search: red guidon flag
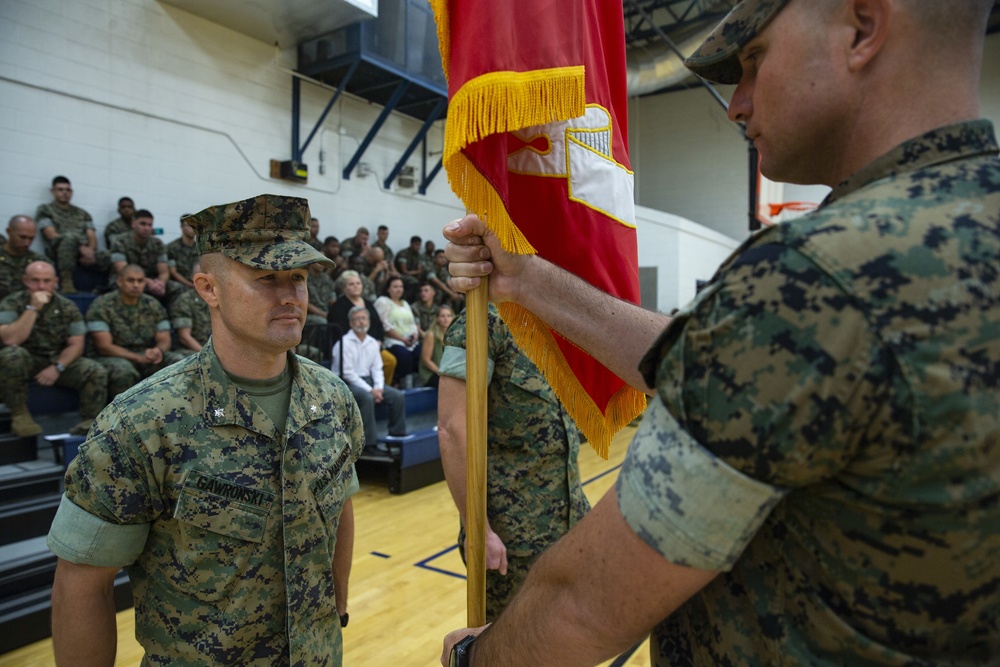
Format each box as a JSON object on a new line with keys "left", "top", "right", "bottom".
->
{"left": 431, "top": 0, "right": 645, "bottom": 456}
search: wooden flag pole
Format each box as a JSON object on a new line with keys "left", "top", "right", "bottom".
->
{"left": 465, "top": 277, "right": 489, "bottom": 627}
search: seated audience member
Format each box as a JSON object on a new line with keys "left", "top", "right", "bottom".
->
{"left": 110, "top": 209, "right": 183, "bottom": 303}
{"left": 306, "top": 261, "right": 337, "bottom": 324}
{"left": 412, "top": 281, "right": 439, "bottom": 333}
{"left": 395, "top": 235, "right": 426, "bottom": 300}
{"left": 0, "top": 215, "right": 48, "bottom": 301}
{"left": 373, "top": 224, "right": 393, "bottom": 267}
{"left": 340, "top": 226, "right": 369, "bottom": 260}
{"left": 374, "top": 275, "right": 421, "bottom": 384}
{"left": 87, "top": 264, "right": 184, "bottom": 398}
{"left": 166, "top": 215, "right": 198, "bottom": 289}
{"left": 169, "top": 262, "right": 211, "bottom": 356}
{"left": 429, "top": 248, "right": 464, "bottom": 310}
{"left": 362, "top": 245, "right": 395, "bottom": 294}
{"left": 36, "top": 176, "right": 107, "bottom": 293}
{"left": 422, "top": 239, "right": 437, "bottom": 275}
{"left": 419, "top": 304, "right": 454, "bottom": 388}
{"left": 330, "top": 270, "right": 397, "bottom": 386}
{"left": 103, "top": 196, "right": 135, "bottom": 249}
{"left": 308, "top": 217, "right": 324, "bottom": 251}
{"left": 322, "top": 236, "right": 346, "bottom": 281}
{"left": 332, "top": 306, "right": 406, "bottom": 449}
{"left": 0, "top": 261, "right": 108, "bottom": 436}
{"left": 347, "top": 254, "right": 378, "bottom": 301}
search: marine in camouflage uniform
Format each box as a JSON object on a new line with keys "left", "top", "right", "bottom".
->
{"left": 306, "top": 265, "right": 337, "bottom": 325}
{"left": 103, "top": 216, "right": 132, "bottom": 249}
{"left": 617, "top": 119, "right": 1000, "bottom": 667}
{"left": 0, "top": 228, "right": 48, "bottom": 301}
{"left": 166, "top": 235, "right": 199, "bottom": 285}
{"left": 47, "top": 193, "right": 363, "bottom": 665}
{"left": 111, "top": 226, "right": 186, "bottom": 304}
{"left": 439, "top": 305, "right": 589, "bottom": 620}
{"left": 168, "top": 287, "right": 211, "bottom": 355}
{"left": 0, "top": 266, "right": 108, "bottom": 436}
{"left": 36, "top": 186, "right": 109, "bottom": 291}
{"left": 86, "top": 286, "right": 184, "bottom": 397}
{"left": 47, "top": 340, "right": 364, "bottom": 665}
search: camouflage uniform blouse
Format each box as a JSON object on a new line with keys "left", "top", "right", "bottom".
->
{"left": 440, "top": 306, "right": 590, "bottom": 558}
{"left": 87, "top": 290, "right": 170, "bottom": 353}
{"left": 35, "top": 201, "right": 94, "bottom": 238}
{"left": 47, "top": 341, "right": 364, "bottom": 665}
{"left": 0, "top": 247, "right": 48, "bottom": 300}
{"left": 169, "top": 288, "right": 211, "bottom": 347}
{"left": 0, "top": 290, "right": 86, "bottom": 358}
{"left": 617, "top": 120, "right": 1000, "bottom": 665}
{"left": 110, "top": 234, "right": 168, "bottom": 278}
{"left": 165, "top": 237, "right": 198, "bottom": 282}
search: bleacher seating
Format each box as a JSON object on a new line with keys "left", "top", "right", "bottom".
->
{"left": 358, "top": 386, "right": 444, "bottom": 494}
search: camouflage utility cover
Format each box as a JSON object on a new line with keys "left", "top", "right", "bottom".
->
{"left": 184, "top": 194, "right": 333, "bottom": 271}
{"left": 47, "top": 341, "right": 364, "bottom": 665}
{"left": 618, "top": 120, "right": 1000, "bottom": 665}
{"left": 684, "top": 0, "right": 790, "bottom": 84}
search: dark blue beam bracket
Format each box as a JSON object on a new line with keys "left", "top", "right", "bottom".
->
{"left": 419, "top": 157, "right": 444, "bottom": 196}
{"left": 383, "top": 97, "right": 446, "bottom": 190}
{"left": 343, "top": 80, "right": 410, "bottom": 180}
{"left": 291, "top": 59, "right": 360, "bottom": 163}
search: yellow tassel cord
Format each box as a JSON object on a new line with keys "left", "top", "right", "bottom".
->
{"left": 429, "top": 5, "right": 645, "bottom": 455}
{"left": 499, "top": 303, "right": 646, "bottom": 458}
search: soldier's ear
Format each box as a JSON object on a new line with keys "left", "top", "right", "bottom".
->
{"left": 193, "top": 272, "right": 219, "bottom": 308}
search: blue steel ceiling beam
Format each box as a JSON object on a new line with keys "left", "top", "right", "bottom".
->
{"left": 419, "top": 158, "right": 443, "bottom": 196}
{"left": 383, "top": 98, "right": 446, "bottom": 189}
{"left": 342, "top": 79, "right": 410, "bottom": 179}
{"left": 292, "top": 58, "right": 361, "bottom": 162}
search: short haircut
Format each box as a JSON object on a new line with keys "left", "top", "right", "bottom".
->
{"left": 51, "top": 175, "right": 70, "bottom": 187}
{"left": 134, "top": 209, "right": 154, "bottom": 220}
{"left": 410, "top": 235, "right": 421, "bottom": 244}
{"left": 323, "top": 236, "right": 339, "bottom": 245}
{"left": 118, "top": 196, "right": 134, "bottom": 206}
{"left": 356, "top": 226, "right": 369, "bottom": 236}
{"left": 377, "top": 225, "right": 388, "bottom": 232}
{"left": 348, "top": 305, "right": 369, "bottom": 321}
{"left": 120, "top": 263, "right": 146, "bottom": 278}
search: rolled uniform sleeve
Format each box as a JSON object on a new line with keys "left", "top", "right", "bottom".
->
{"left": 618, "top": 239, "right": 878, "bottom": 570}
{"left": 47, "top": 405, "right": 161, "bottom": 567}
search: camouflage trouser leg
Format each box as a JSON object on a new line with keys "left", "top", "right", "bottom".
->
{"left": 0, "top": 346, "right": 36, "bottom": 408}
{"left": 53, "top": 231, "right": 88, "bottom": 273}
{"left": 57, "top": 357, "right": 109, "bottom": 419}
{"left": 97, "top": 357, "right": 141, "bottom": 399}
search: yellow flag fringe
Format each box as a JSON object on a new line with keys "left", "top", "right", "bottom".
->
{"left": 498, "top": 302, "right": 646, "bottom": 458}
{"left": 432, "top": 5, "right": 643, "bottom": 455}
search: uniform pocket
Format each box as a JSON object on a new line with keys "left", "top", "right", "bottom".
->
{"left": 170, "top": 471, "right": 274, "bottom": 604}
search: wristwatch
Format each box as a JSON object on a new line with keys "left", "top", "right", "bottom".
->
{"left": 54, "top": 362, "right": 66, "bottom": 373}
{"left": 449, "top": 634, "right": 477, "bottom": 667}
{"left": 339, "top": 612, "right": 349, "bottom": 628}
{"left": 24, "top": 305, "right": 36, "bottom": 311}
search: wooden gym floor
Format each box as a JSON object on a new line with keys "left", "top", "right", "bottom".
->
{"left": 0, "top": 425, "right": 649, "bottom": 667}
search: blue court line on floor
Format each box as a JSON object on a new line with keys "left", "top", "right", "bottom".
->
{"left": 371, "top": 551, "right": 391, "bottom": 559}
{"left": 416, "top": 461, "right": 624, "bottom": 581}
{"left": 582, "top": 463, "right": 623, "bottom": 487}
{"left": 415, "top": 544, "right": 467, "bottom": 580}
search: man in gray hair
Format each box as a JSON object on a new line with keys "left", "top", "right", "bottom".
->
{"left": 333, "top": 305, "right": 406, "bottom": 449}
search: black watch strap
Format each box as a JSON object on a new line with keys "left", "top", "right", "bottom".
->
{"left": 339, "top": 612, "right": 349, "bottom": 628}
{"left": 449, "top": 634, "right": 477, "bottom": 667}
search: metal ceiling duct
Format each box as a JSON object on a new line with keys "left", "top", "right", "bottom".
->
{"left": 625, "top": 23, "right": 719, "bottom": 97}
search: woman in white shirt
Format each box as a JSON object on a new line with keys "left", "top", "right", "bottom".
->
{"left": 374, "top": 275, "right": 421, "bottom": 383}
